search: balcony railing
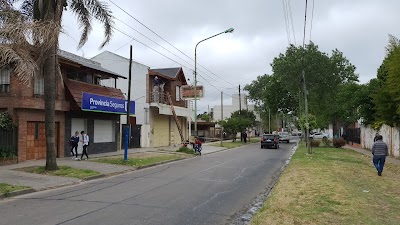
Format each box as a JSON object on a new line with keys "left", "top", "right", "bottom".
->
{"left": 150, "top": 92, "right": 187, "bottom": 108}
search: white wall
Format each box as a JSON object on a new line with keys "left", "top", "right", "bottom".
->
{"left": 361, "top": 124, "right": 400, "bottom": 158}
{"left": 92, "top": 51, "right": 151, "bottom": 147}
{"left": 212, "top": 93, "right": 261, "bottom": 123}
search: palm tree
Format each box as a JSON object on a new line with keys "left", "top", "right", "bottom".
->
{"left": 0, "top": 0, "right": 114, "bottom": 170}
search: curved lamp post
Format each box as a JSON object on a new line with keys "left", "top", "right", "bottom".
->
{"left": 194, "top": 28, "right": 234, "bottom": 136}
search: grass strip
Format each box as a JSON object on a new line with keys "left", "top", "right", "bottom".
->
{"left": 93, "top": 155, "right": 183, "bottom": 167}
{"left": 251, "top": 144, "right": 400, "bottom": 225}
{"left": 0, "top": 183, "right": 30, "bottom": 195}
{"left": 17, "top": 166, "right": 100, "bottom": 180}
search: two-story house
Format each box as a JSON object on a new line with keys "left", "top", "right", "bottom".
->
{"left": 91, "top": 51, "right": 193, "bottom": 148}
{"left": 0, "top": 50, "right": 127, "bottom": 162}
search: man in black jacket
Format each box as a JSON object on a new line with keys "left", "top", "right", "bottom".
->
{"left": 371, "top": 135, "right": 388, "bottom": 176}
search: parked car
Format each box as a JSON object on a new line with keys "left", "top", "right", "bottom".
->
{"left": 310, "top": 133, "right": 329, "bottom": 140}
{"left": 278, "top": 132, "right": 290, "bottom": 143}
{"left": 261, "top": 134, "right": 280, "bottom": 149}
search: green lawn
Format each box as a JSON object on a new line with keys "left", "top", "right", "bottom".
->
{"left": 93, "top": 154, "right": 183, "bottom": 167}
{"left": 251, "top": 144, "right": 400, "bottom": 225}
{"left": 0, "top": 183, "right": 30, "bottom": 195}
{"left": 17, "top": 166, "right": 100, "bottom": 179}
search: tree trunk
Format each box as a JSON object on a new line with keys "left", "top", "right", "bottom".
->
{"left": 44, "top": 45, "right": 58, "bottom": 171}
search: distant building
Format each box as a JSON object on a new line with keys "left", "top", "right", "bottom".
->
{"left": 212, "top": 93, "right": 262, "bottom": 135}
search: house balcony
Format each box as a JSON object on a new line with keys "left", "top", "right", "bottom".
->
{"left": 149, "top": 92, "right": 191, "bottom": 118}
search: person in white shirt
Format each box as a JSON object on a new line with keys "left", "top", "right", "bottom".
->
{"left": 80, "top": 130, "right": 90, "bottom": 160}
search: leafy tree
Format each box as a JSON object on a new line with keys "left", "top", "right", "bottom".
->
{"left": 198, "top": 112, "right": 211, "bottom": 122}
{"left": 372, "top": 35, "right": 400, "bottom": 126}
{"left": 298, "top": 114, "right": 317, "bottom": 132}
{"left": 244, "top": 74, "right": 297, "bottom": 114}
{"left": 219, "top": 110, "right": 257, "bottom": 141}
{"left": 0, "top": 1, "right": 114, "bottom": 170}
{"left": 246, "top": 42, "right": 358, "bottom": 130}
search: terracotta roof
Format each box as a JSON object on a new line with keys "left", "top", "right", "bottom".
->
{"left": 65, "top": 79, "right": 125, "bottom": 108}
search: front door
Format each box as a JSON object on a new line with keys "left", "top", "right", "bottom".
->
{"left": 26, "top": 122, "right": 59, "bottom": 160}
{"left": 121, "top": 125, "right": 141, "bottom": 148}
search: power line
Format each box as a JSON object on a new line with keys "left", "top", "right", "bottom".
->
{"left": 282, "top": 0, "right": 291, "bottom": 45}
{"left": 302, "top": 0, "right": 308, "bottom": 47}
{"left": 309, "top": 0, "right": 315, "bottom": 41}
{"left": 287, "top": 0, "right": 297, "bottom": 45}
{"left": 112, "top": 26, "right": 224, "bottom": 92}
{"left": 108, "top": 0, "right": 236, "bottom": 87}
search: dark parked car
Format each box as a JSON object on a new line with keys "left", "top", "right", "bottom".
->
{"left": 261, "top": 134, "right": 280, "bottom": 149}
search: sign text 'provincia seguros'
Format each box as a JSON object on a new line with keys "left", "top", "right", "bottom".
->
{"left": 81, "top": 93, "right": 135, "bottom": 115}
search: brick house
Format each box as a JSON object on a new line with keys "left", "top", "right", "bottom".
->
{"left": 0, "top": 50, "right": 127, "bottom": 162}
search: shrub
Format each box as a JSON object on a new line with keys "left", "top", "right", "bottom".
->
{"left": 332, "top": 138, "right": 346, "bottom": 148}
{"left": 177, "top": 146, "right": 194, "bottom": 154}
{"left": 0, "top": 146, "right": 17, "bottom": 159}
{"left": 310, "top": 140, "right": 320, "bottom": 147}
{"left": 322, "top": 138, "right": 332, "bottom": 147}
{"left": 0, "top": 112, "right": 14, "bottom": 130}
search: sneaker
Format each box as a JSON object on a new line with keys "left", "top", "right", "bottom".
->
{"left": 72, "top": 157, "right": 75, "bottom": 160}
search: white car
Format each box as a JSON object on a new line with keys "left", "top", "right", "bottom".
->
{"left": 310, "top": 133, "right": 329, "bottom": 140}
{"left": 278, "top": 132, "right": 290, "bottom": 143}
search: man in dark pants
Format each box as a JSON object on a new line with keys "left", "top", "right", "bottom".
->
{"left": 371, "top": 135, "right": 388, "bottom": 176}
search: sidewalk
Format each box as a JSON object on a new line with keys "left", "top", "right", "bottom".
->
{"left": 0, "top": 141, "right": 229, "bottom": 193}
{"left": 344, "top": 144, "right": 400, "bottom": 165}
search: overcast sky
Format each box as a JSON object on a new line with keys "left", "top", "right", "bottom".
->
{"left": 59, "top": 0, "right": 400, "bottom": 113}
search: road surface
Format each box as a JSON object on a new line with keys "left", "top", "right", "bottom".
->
{"left": 0, "top": 140, "right": 296, "bottom": 225}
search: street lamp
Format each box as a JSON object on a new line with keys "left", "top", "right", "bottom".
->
{"left": 194, "top": 27, "right": 234, "bottom": 136}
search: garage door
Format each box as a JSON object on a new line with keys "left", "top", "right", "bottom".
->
{"left": 153, "top": 115, "right": 169, "bottom": 147}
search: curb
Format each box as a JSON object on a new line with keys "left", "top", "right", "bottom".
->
{"left": 81, "top": 174, "right": 107, "bottom": 181}
{"left": 0, "top": 188, "right": 36, "bottom": 199}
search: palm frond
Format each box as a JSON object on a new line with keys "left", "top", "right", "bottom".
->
{"left": 69, "top": 0, "right": 114, "bottom": 48}
{"left": 69, "top": 0, "right": 92, "bottom": 48}
{"left": 0, "top": 45, "right": 37, "bottom": 84}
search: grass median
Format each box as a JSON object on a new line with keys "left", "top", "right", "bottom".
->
{"left": 93, "top": 153, "right": 184, "bottom": 167}
{"left": 251, "top": 144, "right": 400, "bottom": 225}
{"left": 0, "top": 183, "right": 30, "bottom": 195}
{"left": 17, "top": 166, "right": 100, "bottom": 179}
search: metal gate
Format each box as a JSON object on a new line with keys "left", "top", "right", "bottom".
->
{"left": 345, "top": 128, "right": 361, "bottom": 144}
{"left": 121, "top": 124, "right": 141, "bottom": 149}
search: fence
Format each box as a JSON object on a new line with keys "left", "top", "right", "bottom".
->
{"left": 345, "top": 128, "right": 361, "bottom": 144}
{"left": 0, "top": 127, "right": 18, "bottom": 160}
{"left": 361, "top": 124, "right": 400, "bottom": 158}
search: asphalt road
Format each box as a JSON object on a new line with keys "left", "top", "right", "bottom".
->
{"left": 0, "top": 139, "right": 297, "bottom": 225}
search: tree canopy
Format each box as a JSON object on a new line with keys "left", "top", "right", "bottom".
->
{"left": 245, "top": 42, "right": 358, "bottom": 129}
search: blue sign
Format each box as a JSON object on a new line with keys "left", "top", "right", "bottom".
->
{"left": 81, "top": 93, "right": 135, "bottom": 115}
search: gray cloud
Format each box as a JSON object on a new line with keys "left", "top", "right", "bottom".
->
{"left": 59, "top": 0, "right": 400, "bottom": 111}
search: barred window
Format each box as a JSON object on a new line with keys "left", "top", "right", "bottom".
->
{"left": 0, "top": 67, "right": 10, "bottom": 93}
{"left": 34, "top": 75, "right": 44, "bottom": 95}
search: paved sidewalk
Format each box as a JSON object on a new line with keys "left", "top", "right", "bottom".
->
{"left": 0, "top": 141, "right": 230, "bottom": 193}
{"left": 344, "top": 144, "right": 400, "bottom": 165}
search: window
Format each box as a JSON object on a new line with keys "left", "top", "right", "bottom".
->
{"left": 93, "top": 75, "right": 101, "bottom": 85}
{"left": 34, "top": 75, "right": 44, "bottom": 95}
{"left": 176, "top": 86, "right": 181, "bottom": 101}
{"left": 0, "top": 67, "right": 11, "bottom": 93}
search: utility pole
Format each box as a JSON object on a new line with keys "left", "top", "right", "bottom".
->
{"left": 302, "top": 70, "right": 311, "bottom": 153}
{"left": 124, "top": 45, "right": 133, "bottom": 161}
{"left": 220, "top": 91, "right": 223, "bottom": 147}
{"left": 238, "top": 85, "right": 241, "bottom": 113}
{"left": 268, "top": 108, "right": 271, "bottom": 134}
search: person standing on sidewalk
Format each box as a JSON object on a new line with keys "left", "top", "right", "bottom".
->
{"left": 80, "top": 131, "right": 90, "bottom": 160}
{"left": 70, "top": 131, "right": 80, "bottom": 159}
{"left": 371, "top": 135, "right": 388, "bottom": 176}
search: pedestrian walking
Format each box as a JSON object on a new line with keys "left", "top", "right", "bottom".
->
{"left": 373, "top": 132, "right": 379, "bottom": 142}
{"left": 80, "top": 131, "right": 90, "bottom": 160}
{"left": 371, "top": 135, "right": 388, "bottom": 176}
{"left": 243, "top": 132, "right": 247, "bottom": 143}
{"left": 70, "top": 131, "right": 79, "bottom": 159}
